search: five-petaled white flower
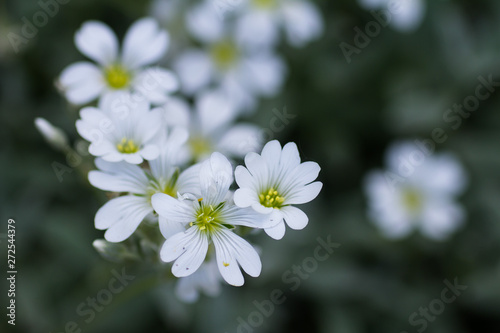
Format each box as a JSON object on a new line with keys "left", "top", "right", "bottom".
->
{"left": 88, "top": 129, "right": 201, "bottom": 242}
{"left": 233, "top": 140, "right": 323, "bottom": 240}
{"left": 160, "top": 91, "right": 262, "bottom": 162}
{"left": 152, "top": 152, "right": 272, "bottom": 286}
{"left": 235, "top": 0, "right": 324, "bottom": 49}
{"left": 76, "top": 92, "right": 163, "bottom": 164}
{"left": 59, "top": 18, "right": 178, "bottom": 105}
{"left": 364, "top": 141, "right": 468, "bottom": 240}
{"left": 173, "top": 1, "right": 286, "bottom": 112}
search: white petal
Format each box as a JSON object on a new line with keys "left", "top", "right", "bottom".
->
{"left": 280, "top": 161, "right": 321, "bottom": 195}
{"left": 234, "top": 165, "right": 256, "bottom": 189}
{"left": 139, "top": 144, "right": 160, "bottom": 161}
{"left": 123, "top": 153, "right": 143, "bottom": 165}
{"left": 281, "top": 1, "right": 324, "bottom": 47}
{"left": 132, "top": 67, "right": 178, "bottom": 105}
{"left": 420, "top": 199, "right": 465, "bottom": 240}
{"left": 212, "top": 229, "right": 261, "bottom": 286}
{"left": 199, "top": 153, "right": 233, "bottom": 205}
{"left": 235, "top": 11, "right": 278, "bottom": 49}
{"left": 186, "top": 2, "right": 224, "bottom": 43}
{"left": 135, "top": 108, "right": 163, "bottom": 143}
{"left": 217, "top": 124, "right": 262, "bottom": 158}
{"left": 286, "top": 181, "right": 323, "bottom": 205}
{"left": 151, "top": 193, "right": 194, "bottom": 223}
{"left": 233, "top": 188, "right": 258, "bottom": 208}
{"left": 261, "top": 140, "right": 282, "bottom": 176}
{"left": 239, "top": 53, "right": 286, "bottom": 97}
{"left": 75, "top": 21, "right": 118, "bottom": 65}
{"left": 177, "top": 163, "right": 203, "bottom": 197}
{"left": 160, "top": 97, "right": 191, "bottom": 128}
{"left": 281, "top": 206, "right": 308, "bottom": 230}
{"left": 244, "top": 152, "right": 269, "bottom": 190}
{"left": 101, "top": 151, "right": 125, "bottom": 162}
{"left": 220, "top": 205, "right": 274, "bottom": 229}
{"left": 264, "top": 218, "right": 286, "bottom": 240}
{"left": 174, "top": 50, "right": 213, "bottom": 94}
{"left": 159, "top": 216, "right": 188, "bottom": 240}
{"left": 161, "top": 227, "right": 208, "bottom": 277}
{"left": 75, "top": 108, "right": 114, "bottom": 143}
{"left": 89, "top": 159, "right": 148, "bottom": 194}
{"left": 59, "top": 62, "right": 105, "bottom": 105}
{"left": 122, "top": 18, "right": 169, "bottom": 69}
{"left": 196, "top": 90, "right": 237, "bottom": 136}
{"left": 95, "top": 195, "right": 151, "bottom": 242}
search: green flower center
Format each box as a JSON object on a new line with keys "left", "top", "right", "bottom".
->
{"left": 402, "top": 188, "right": 422, "bottom": 213}
{"left": 191, "top": 200, "right": 225, "bottom": 233}
{"left": 189, "top": 137, "right": 212, "bottom": 160}
{"left": 146, "top": 170, "right": 180, "bottom": 205}
{"left": 253, "top": 0, "right": 277, "bottom": 9}
{"left": 260, "top": 187, "right": 285, "bottom": 208}
{"left": 210, "top": 41, "right": 239, "bottom": 70}
{"left": 116, "top": 138, "right": 139, "bottom": 154}
{"left": 105, "top": 64, "right": 131, "bottom": 89}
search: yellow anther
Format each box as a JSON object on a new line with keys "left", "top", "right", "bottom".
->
{"left": 198, "top": 198, "right": 203, "bottom": 202}
{"left": 223, "top": 262, "right": 230, "bottom": 267}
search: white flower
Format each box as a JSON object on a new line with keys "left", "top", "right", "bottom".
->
{"left": 151, "top": 152, "right": 272, "bottom": 286}
{"left": 59, "top": 18, "right": 178, "bottom": 105}
{"left": 364, "top": 141, "right": 468, "bottom": 240}
{"left": 358, "top": 0, "right": 426, "bottom": 32}
{"left": 233, "top": 140, "right": 323, "bottom": 240}
{"left": 76, "top": 92, "right": 162, "bottom": 164}
{"left": 88, "top": 131, "right": 201, "bottom": 242}
{"left": 175, "top": 257, "right": 221, "bottom": 303}
{"left": 34, "top": 117, "right": 69, "bottom": 151}
{"left": 235, "top": 0, "right": 324, "bottom": 49}
{"left": 160, "top": 91, "right": 263, "bottom": 162}
{"left": 173, "top": 1, "right": 286, "bottom": 112}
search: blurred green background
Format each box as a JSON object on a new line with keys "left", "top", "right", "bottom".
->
{"left": 2, "top": 0, "right": 500, "bottom": 332}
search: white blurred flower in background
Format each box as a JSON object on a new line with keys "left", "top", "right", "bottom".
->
{"left": 173, "top": 1, "right": 286, "bottom": 112}
{"left": 235, "top": 0, "right": 324, "bottom": 49}
{"left": 358, "top": 0, "right": 426, "bottom": 32}
{"left": 160, "top": 91, "right": 263, "bottom": 162}
{"left": 364, "top": 141, "right": 468, "bottom": 240}
{"left": 59, "top": 18, "right": 178, "bottom": 105}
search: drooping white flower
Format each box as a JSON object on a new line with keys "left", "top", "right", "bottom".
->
{"left": 152, "top": 152, "right": 272, "bottom": 286}
{"left": 173, "top": 1, "right": 286, "bottom": 112}
{"left": 364, "top": 141, "right": 468, "bottom": 240}
{"left": 59, "top": 18, "right": 178, "bottom": 105}
{"left": 235, "top": 0, "right": 324, "bottom": 49}
{"left": 175, "top": 257, "right": 221, "bottom": 303}
{"left": 76, "top": 92, "right": 163, "bottom": 164}
{"left": 34, "top": 117, "right": 69, "bottom": 151}
{"left": 358, "top": 0, "right": 426, "bottom": 32}
{"left": 160, "top": 91, "right": 263, "bottom": 162}
{"left": 233, "top": 140, "right": 323, "bottom": 240}
{"left": 88, "top": 130, "right": 200, "bottom": 242}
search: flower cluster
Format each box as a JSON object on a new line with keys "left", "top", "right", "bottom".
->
{"left": 150, "top": 0, "right": 324, "bottom": 113}
{"left": 46, "top": 15, "right": 323, "bottom": 302}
